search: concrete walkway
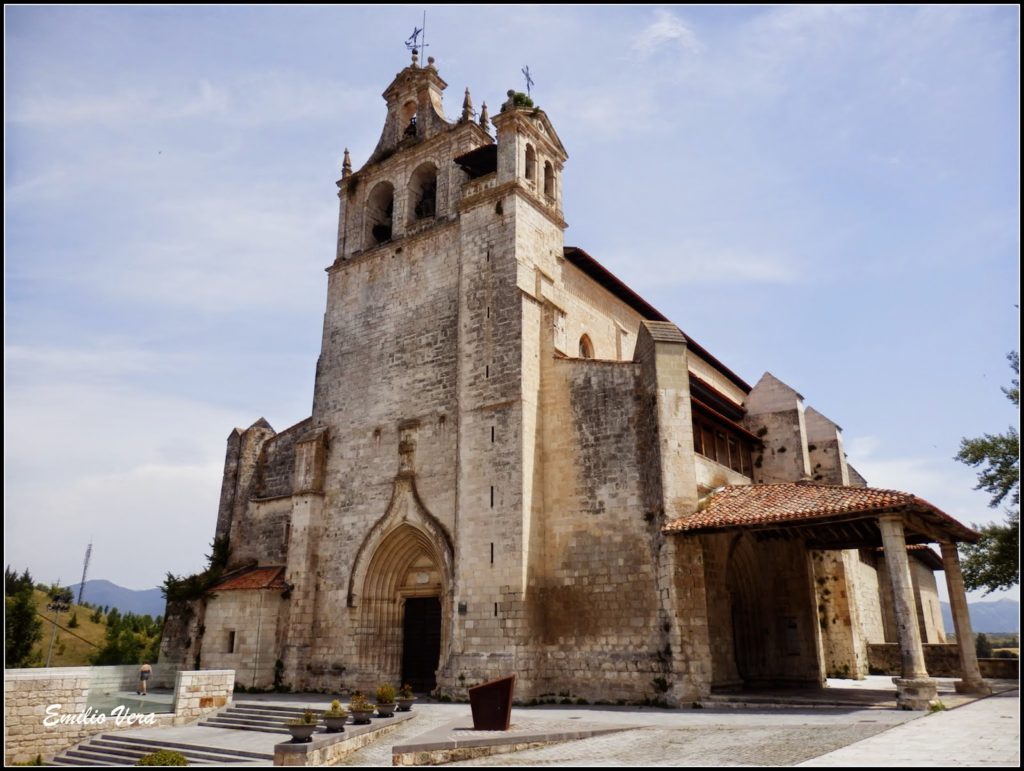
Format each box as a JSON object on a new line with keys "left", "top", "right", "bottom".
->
{"left": 799, "top": 687, "right": 1020, "bottom": 767}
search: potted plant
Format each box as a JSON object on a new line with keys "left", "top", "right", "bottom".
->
{"left": 322, "top": 699, "right": 348, "bottom": 733}
{"left": 348, "top": 692, "right": 374, "bottom": 725}
{"left": 286, "top": 709, "right": 318, "bottom": 743}
{"left": 397, "top": 683, "right": 416, "bottom": 712}
{"left": 375, "top": 683, "right": 397, "bottom": 718}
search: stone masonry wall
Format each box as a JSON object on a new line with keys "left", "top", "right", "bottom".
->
{"left": 3, "top": 668, "right": 232, "bottom": 765}
{"left": 306, "top": 219, "right": 464, "bottom": 691}
{"left": 201, "top": 590, "right": 284, "bottom": 689}
{"left": 850, "top": 550, "right": 887, "bottom": 644}
{"left": 534, "top": 357, "right": 668, "bottom": 701}
{"left": 811, "top": 550, "right": 868, "bottom": 679}
{"left": 255, "top": 417, "right": 314, "bottom": 499}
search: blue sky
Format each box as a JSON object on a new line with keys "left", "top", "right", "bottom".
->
{"left": 5, "top": 6, "right": 1019, "bottom": 603}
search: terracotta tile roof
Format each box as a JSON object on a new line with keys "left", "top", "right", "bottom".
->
{"left": 663, "top": 482, "right": 979, "bottom": 542}
{"left": 211, "top": 566, "right": 287, "bottom": 592}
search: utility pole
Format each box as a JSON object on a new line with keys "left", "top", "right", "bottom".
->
{"left": 45, "top": 583, "right": 73, "bottom": 667}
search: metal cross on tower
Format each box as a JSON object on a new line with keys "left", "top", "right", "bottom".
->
{"left": 405, "top": 12, "right": 429, "bottom": 58}
{"left": 522, "top": 65, "right": 534, "bottom": 97}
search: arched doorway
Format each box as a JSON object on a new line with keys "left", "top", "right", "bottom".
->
{"left": 357, "top": 524, "right": 446, "bottom": 690}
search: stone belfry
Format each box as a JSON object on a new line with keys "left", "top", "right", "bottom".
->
{"left": 299, "top": 51, "right": 570, "bottom": 696}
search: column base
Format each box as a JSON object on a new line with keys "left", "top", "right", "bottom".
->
{"left": 893, "top": 677, "right": 939, "bottom": 710}
{"left": 954, "top": 678, "right": 992, "bottom": 695}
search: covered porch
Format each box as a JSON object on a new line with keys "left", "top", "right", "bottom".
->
{"left": 664, "top": 481, "right": 991, "bottom": 709}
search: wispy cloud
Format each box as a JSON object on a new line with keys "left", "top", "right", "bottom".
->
{"left": 8, "top": 72, "right": 370, "bottom": 128}
{"left": 631, "top": 9, "right": 703, "bottom": 59}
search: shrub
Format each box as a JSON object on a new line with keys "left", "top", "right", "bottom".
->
{"left": 137, "top": 749, "right": 187, "bottom": 766}
{"left": 349, "top": 692, "right": 372, "bottom": 712}
{"left": 399, "top": 683, "right": 414, "bottom": 699}
{"left": 287, "top": 709, "right": 317, "bottom": 726}
{"left": 511, "top": 91, "right": 534, "bottom": 108}
{"left": 376, "top": 683, "right": 396, "bottom": 704}
{"left": 324, "top": 699, "right": 347, "bottom": 718}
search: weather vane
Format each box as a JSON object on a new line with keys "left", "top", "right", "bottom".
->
{"left": 405, "top": 12, "right": 429, "bottom": 58}
{"left": 522, "top": 65, "right": 534, "bottom": 97}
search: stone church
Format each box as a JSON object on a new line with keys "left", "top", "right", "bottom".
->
{"left": 160, "top": 53, "right": 989, "bottom": 709}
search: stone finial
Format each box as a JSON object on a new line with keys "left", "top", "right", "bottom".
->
{"left": 479, "top": 102, "right": 490, "bottom": 133}
{"left": 461, "top": 87, "right": 474, "bottom": 123}
{"left": 342, "top": 148, "right": 352, "bottom": 178}
{"left": 427, "top": 56, "right": 436, "bottom": 70}
{"left": 505, "top": 89, "right": 516, "bottom": 108}
{"left": 411, "top": 48, "right": 419, "bottom": 68}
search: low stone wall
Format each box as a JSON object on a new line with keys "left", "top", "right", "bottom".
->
{"left": 274, "top": 712, "right": 414, "bottom": 766}
{"left": 979, "top": 658, "right": 1019, "bottom": 679}
{"left": 868, "top": 643, "right": 962, "bottom": 677}
{"left": 174, "top": 670, "right": 234, "bottom": 720}
{"left": 3, "top": 667, "right": 233, "bottom": 765}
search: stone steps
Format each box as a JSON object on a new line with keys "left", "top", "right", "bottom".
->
{"left": 50, "top": 732, "right": 274, "bottom": 766}
{"left": 198, "top": 701, "right": 335, "bottom": 735}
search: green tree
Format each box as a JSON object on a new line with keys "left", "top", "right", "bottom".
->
{"left": 956, "top": 352, "right": 1020, "bottom": 593}
{"left": 67, "top": 612, "right": 79, "bottom": 629}
{"left": 5, "top": 586, "right": 43, "bottom": 667}
{"left": 975, "top": 632, "right": 994, "bottom": 658}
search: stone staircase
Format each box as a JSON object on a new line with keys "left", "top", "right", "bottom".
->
{"left": 199, "top": 701, "right": 327, "bottom": 735}
{"left": 48, "top": 703, "right": 323, "bottom": 765}
{"left": 49, "top": 733, "right": 273, "bottom": 766}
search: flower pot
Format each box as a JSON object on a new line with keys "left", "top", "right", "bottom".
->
{"left": 287, "top": 724, "right": 317, "bottom": 743}
{"left": 350, "top": 708, "right": 374, "bottom": 725}
{"left": 396, "top": 697, "right": 416, "bottom": 712}
{"left": 376, "top": 703, "right": 396, "bottom": 718}
{"left": 323, "top": 715, "right": 347, "bottom": 733}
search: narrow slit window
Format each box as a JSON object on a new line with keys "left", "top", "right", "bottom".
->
{"left": 227, "top": 631, "right": 236, "bottom": 654}
{"left": 490, "top": 486, "right": 494, "bottom": 508}
{"left": 491, "top": 426, "right": 495, "bottom": 443}
{"left": 490, "top": 543, "right": 494, "bottom": 564}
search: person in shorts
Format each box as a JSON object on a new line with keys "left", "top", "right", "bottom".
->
{"left": 137, "top": 662, "right": 152, "bottom": 695}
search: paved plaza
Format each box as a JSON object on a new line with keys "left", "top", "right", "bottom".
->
{"left": 53, "top": 678, "right": 1019, "bottom": 766}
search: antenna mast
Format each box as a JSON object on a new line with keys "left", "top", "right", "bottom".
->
{"left": 77, "top": 541, "right": 92, "bottom": 605}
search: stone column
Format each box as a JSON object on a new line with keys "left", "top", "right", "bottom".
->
{"left": 878, "top": 515, "right": 938, "bottom": 709}
{"left": 940, "top": 541, "right": 992, "bottom": 694}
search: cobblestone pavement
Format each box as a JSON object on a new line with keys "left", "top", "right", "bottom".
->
{"left": 339, "top": 705, "right": 916, "bottom": 767}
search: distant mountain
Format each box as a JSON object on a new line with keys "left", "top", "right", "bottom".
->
{"left": 941, "top": 599, "right": 1019, "bottom": 634}
{"left": 69, "top": 579, "right": 166, "bottom": 618}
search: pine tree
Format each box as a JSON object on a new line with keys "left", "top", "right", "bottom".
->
{"left": 5, "top": 586, "right": 43, "bottom": 667}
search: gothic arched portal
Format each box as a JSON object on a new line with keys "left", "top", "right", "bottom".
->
{"left": 356, "top": 524, "right": 445, "bottom": 690}
{"left": 348, "top": 475, "right": 454, "bottom": 692}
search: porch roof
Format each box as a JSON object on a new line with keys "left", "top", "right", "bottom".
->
{"left": 663, "top": 481, "right": 979, "bottom": 546}
{"left": 211, "top": 565, "right": 287, "bottom": 591}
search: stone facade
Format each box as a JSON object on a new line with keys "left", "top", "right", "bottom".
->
{"left": 161, "top": 55, "right": 958, "bottom": 704}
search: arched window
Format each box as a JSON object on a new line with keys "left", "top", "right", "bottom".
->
{"left": 544, "top": 161, "right": 555, "bottom": 198}
{"left": 367, "top": 181, "right": 395, "bottom": 245}
{"left": 401, "top": 100, "right": 418, "bottom": 139}
{"left": 408, "top": 162, "right": 438, "bottom": 221}
{"left": 579, "top": 334, "right": 594, "bottom": 359}
{"left": 524, "top": 143, "right": 537, "bottom": 182}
